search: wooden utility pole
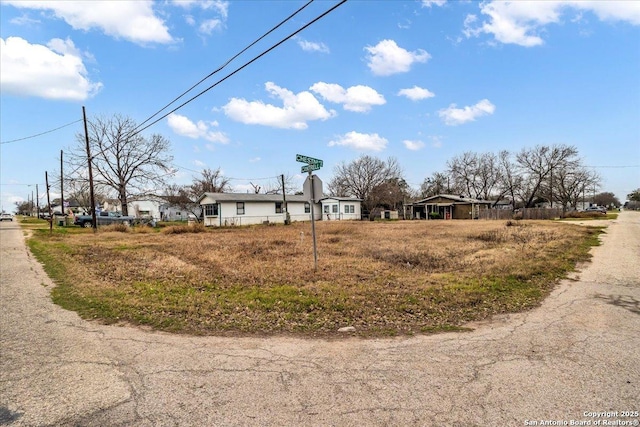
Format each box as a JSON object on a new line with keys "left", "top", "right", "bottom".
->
{"left": 60, "top": 150, "right": 64, "bottom": 217}
{"left": 82, "top": 106, "right": 97, "bottom": 231}
{"left": 281, "top": 174, "right": 289, "bottom": 225}
{"left": 45, "top": 172, "right": 52, "bottom": 234}
{"left": 309, "top": 172, "right": 318, "bottom": 272}
{"left": 36, "top": 184, "right": 39, "bottom": 218}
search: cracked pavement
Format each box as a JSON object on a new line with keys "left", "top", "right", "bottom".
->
{"left": 1, "top": 213, "right": 639, "bottom": 426}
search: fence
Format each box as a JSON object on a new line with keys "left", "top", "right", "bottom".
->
{"left": 479, "top": 207, "right": 564, "bottom": 220}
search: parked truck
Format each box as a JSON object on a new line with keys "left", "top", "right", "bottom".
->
{"left": 73, "top": 211, "right": 135, "bottom": 228}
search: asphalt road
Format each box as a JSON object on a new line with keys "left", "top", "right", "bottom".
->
{"left": 1, "top": 213, "right": 638, "bottom": 426}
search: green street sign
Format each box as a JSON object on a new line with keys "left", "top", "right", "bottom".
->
{"left": 301, "top": 163, "right": 321, "bottom": 173}
{"left": 296, "top": 154, "right": 323, "bottom": 167}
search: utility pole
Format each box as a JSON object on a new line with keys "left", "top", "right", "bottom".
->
{"left": 36, "top": 184, "right": 39, "bottom": 218}
{"left": 550, "top": 165, "right": 553, "bottom": 208}
{"left": 45, "top": 172, "right": 52, "bottom": 234}
{"left": 60, "top": 150, "right": 64, "bottom": 217}
{"left": 281, "top": 174, "right": 289, "bottom": 225}
{"left": 83, "top": 106, "right": 97, "bottom": 231}
{"left": 31, "top": 191, "right": 34, "bottom": 216}
{"left": 309, "top": 172, "right": 318, "bottom": 272}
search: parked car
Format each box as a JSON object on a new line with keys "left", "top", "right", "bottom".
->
{"left": 585, "top": 206, "right": 606, "bottom": 214}
{"left": 73, "top": 211, "right": 135, "bottom": 228}
{"left": 0, "top": 213, "right": 13, "bottom": 221}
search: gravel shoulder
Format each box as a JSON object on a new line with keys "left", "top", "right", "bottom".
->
{"left": 1, "top": 213, "right": 638, "bottom": 426}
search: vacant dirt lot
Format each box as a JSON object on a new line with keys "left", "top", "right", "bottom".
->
{"left": 28, "top": 219, "right": 599, "bottom": 335}
{"left": 1, "top": 213, "right": 637, "bottom": 426}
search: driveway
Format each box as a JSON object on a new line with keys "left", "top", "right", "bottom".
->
{"left": 1, "top": 213, "right": 638, "bottom": 426}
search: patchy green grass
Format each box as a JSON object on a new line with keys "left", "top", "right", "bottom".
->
{"left": 25, "top": 219, "right": 602, "bottom": 337}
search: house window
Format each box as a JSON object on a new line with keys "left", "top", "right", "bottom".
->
{"left": 332, "top": 204, "right": 338, "bottom": 213}
{"left": 176, "top": 212, "right": 181, "bottom": 216}
{"left": 323, "top": 205, "right": 330, "bottom": 214}
{"left": 304, "top": 202, "right": 310, "bottom": 213}
{"left": 236, "top": 202, "right": 245, "bottom": 215}
{"left": 204, "top": 204, "right": 218, "bottom": 217}
{"left": 275, "top": 202, "right": 283, "bottom": 214}
{"left": 345, "top": 205, "right": 354, "bottom": 214}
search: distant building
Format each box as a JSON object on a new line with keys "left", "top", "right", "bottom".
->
{"left": 407, "top": 194, "right": 493, "bottom": 220}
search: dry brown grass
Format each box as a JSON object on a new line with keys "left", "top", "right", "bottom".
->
{"left": 28, "top": 219, "right": 601, "bottom": 337}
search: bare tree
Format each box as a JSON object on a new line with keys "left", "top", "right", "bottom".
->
{"left": 593, "top": 192, "right": 621, "bottom": 208}
{"left": 494, "top": 150, "right": 522, "bottom": 209}
{"left": 68, "top": 114, "right": 173, "bottom": 216}
{"left": 369, "top": 177, "right": 410, "bottom": 210}
{"left": 447, "top": 151, "right": 502, "bottom": 200}
{"left": 328, "top": 156, "right": 403, "bottom": 211}
{"left": 161, "top": 168, "right": 230, "bottom": 221}
{"left": 190, "top": 167, "right": 230, "bottom": 195}
{"left": 516, "top": 144, "right": 581, "bottom": 208}
{"left": 420, "top": 172, "right": 454, "bottom": 198}
{"left": 550, "top": 165, "right": 599, "bottom": 209}
{"left": 262, "top": 173, "right": 297, "bottom": 195}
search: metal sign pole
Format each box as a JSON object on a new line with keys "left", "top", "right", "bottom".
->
{"left": 309, "top": 172, "right": 318, "bottom": 272}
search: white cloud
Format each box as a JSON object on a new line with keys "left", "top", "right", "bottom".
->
{"left": 0, "top": 37, "right": 102, "bottom": 101}
{"left": 310, "top": 82, "right": 386, "bottom": 112}
{"left": 421, "top": 0, "right": 446, "bottom": 8}
{"left": 328, "top": 131, "right": 388, "bottom": 152}
{"left": 173, "top": 0, "right": 229, "bottom": 18}
{"left": 193, "top": 159, "right": 206, "bottom": 167}
{"left": 3, "top": 1, "right": 173, "bottom": 45}
{"left": 398, "top": 86, "right": 435, "bottom": 101}
{"left": 173, "top": 0, "right": 228, "bottom": 37}
{"left": 9, "top": 14, "right": 41, "bottom": 26}
{"left": 167, "top": 113, "right": 229, "bottom": 143}
{"left": 439, "top": 99, "right": 495, "bottom": 126}
{"left": 429, "top": 135, "right": 443, "bottom": 148}
{"left": 365, "top": 39, "right": 430, "bottom": 76}
{"left": 403, "top": 140, "right": 425, "bottom": 151}
{"left": 465, "top": 1, "right": 640, "bottom": 47}
{"left": 297, "top": 39, "right": 330, "bottom": 53}
{"left": 222, "top": 82, "right": 336, "bottom": 130}
{"left": 199, "top": 19, "right": 223, "bottom": 35}
{"left": 249, "top": 157, "right": 261, "bottom": 163}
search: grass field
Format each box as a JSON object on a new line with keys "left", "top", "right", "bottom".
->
{"left": 25, "top": 218, "right": 602, "bottom": 337}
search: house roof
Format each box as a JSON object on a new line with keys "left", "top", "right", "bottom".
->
{"left": 198, "top": 192, "right": 309, "bottom": 203}
{"left": 320, "top": 196, "right": 363, "bottom": 202}
{"left": 412, "top": 194, "right": 493, "bottom": 205}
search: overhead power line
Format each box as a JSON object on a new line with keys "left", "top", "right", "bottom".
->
{"left": 586, "top": 165, "right": 640, "bottom": 168}
{"left": 133, "top": 0, "right": 315, "bottom": 134}
{"left": 0, "top": 119, "right": 82, "bottom": 145}
{"left": 131, "top": 0, "right": 348, "bottom": 137}
{"left": 170, "top": 163, "right": 279, "bottom": 181}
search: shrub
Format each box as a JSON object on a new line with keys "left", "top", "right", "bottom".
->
{"left": 429, "top": 212, "right": 441, "bottom": 220}
{"left": 161, "top": 223, "right": 207, "bottom": 234}
{"left": 99, "top": 224, "right": 130, "bottom": 233}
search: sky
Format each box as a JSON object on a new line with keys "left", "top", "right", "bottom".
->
{"left": 1, "top": 0, "right": 639, "bottom": 212}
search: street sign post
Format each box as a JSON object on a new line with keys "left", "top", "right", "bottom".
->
{"left": 301, "top": 163, "right": 321, "bottom": 173}
{"left": 295, "top": 154, "right": 324, "bottom": 272}
{"left": 303, "top": 175, "right": 323, "bottom": 203}
{"left": 296, "top": 154, "right": 323, "bottom": 167}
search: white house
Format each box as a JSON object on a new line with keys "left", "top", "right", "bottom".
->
{"left": 158, "top": 203, "right": 201, "bottom": 222}
{"left": 197, "top": 193, "right": 361, "bottom": 226}
{"left": 320, "top": 197, "right": 362, "bottom": 221}
{"left": 102, "top": 198, "right": 163, "bottom": 221}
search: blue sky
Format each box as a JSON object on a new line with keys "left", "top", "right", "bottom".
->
{"left": 1, "top": 0, "right": 639, "bottom": 212}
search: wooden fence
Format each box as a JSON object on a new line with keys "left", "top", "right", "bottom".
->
{"left": 479, "top": 207, "right": 564, "bottom": 220}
